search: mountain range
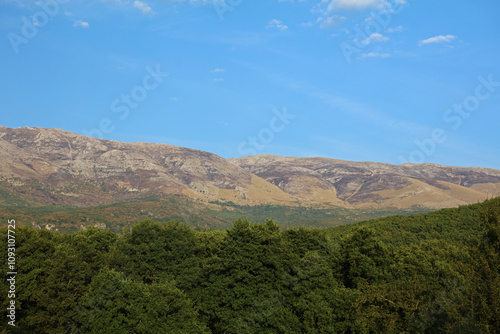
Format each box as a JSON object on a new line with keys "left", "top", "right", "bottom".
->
{"left": 1, "top": 126, "right": 499, "bottom": 215}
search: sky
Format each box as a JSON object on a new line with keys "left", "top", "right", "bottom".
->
{"left": 1, "top": 0, "right": 499, "bottom": 169}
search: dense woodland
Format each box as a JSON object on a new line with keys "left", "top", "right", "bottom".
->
{"left": 1, "top": 197, "right": 500, "bottom": 333}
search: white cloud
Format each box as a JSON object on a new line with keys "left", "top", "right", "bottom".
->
{"left": 73, "top": 20, "right": 89, "bottom": 28}
{"left": 361, "top": 32, "right": 388, "bottom": 44}
{"left": 319, "top": 16, "right": 346, "bottom": 29}
{"left": 360, "top": 52, "right": 390, "bottom": 58}
{"left": 211, "top": 68, "right": 225, "bottom": 73}
{"left": 133, "top": 0, "right": 153, "bottom": 14}
{"left": 100, "top": 0, "right": 230, "bottom": 12}
{"left": 328, "top": 0, "right": 388, "bottom": 10}
{"left": 266, "top": 19, "right": 288, "bottom": 31}
{"left": 419, "top": 34, "right": 456, "bottom": 46}
{"left": 387, "top": 25, "right": 403, "bottom": 33}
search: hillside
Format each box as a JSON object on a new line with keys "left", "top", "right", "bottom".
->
{"left": 0, "top": 126, "right": 295, "bottom": 207}
{"left": 231, "top": 155, "right": 500, "bottom": 209}
{"left": 2, "top": 197, "right": 499, "bottom": 333}
{"left": 1, "top": 126, "right": 499, "bottom": 210}
{"left": 0, "top": 196, "right": 430, "bottom": 233}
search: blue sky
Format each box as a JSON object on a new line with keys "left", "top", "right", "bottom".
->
{"left": 1, "top": 0, "right": 499, "bottom": 169}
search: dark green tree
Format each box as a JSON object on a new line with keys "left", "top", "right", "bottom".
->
{"left": 77, "top": 267, "right": 209, "bottom": 333}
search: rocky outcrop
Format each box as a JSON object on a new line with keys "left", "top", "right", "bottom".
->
{"left": 0, "top": 126, "right": 290, "bottom": 206}
{"left": 1, "top": 126, "right": 499, "bottom": 210}
{"left": 230, "top": 155, "right": 500, "bottom": 209}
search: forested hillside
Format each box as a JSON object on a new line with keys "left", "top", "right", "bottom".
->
{"left": 1, "top": 197, "right": 500, "bottom": 333}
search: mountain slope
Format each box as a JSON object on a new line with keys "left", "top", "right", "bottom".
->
{"left": 0, "top": 126, "right": 295, "bottom": 207}
{"left": 1, "top": 126, "right": 500, "bottom": 211}
{"left": 230, "top": 155, "right": 500, "bottom": 209}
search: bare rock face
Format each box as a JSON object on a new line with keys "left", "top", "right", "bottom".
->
{"left": 230, "top": 155, "right": 500, "bottom": 209}
{"left": 1, "top": 126, "right": 499, "bottom": 210}
{"left": 0, "top": 126, "right": 271, "bottom": 206}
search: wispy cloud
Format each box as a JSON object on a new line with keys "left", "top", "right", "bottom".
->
{"left": 242, "top": 62, "right": 432, "bottom": 138}
{"left": 266, "top": 19, "right": 288, "bottom": 31}
{"left": 387, "top": 25, "right": 404, "bottom": 33}
{"left": 311, "top": 90, "right": 430, "bottom": 137}
{"left": 419, "top": 34, "right": 456, "bottom": 46}
{"left": 133, "top": 0, "right": 153, "bottom": 14}
{"left": 361, "top": 32, "right": 389, "bottom": 44}
{"left": 360, "top": 52, "right": 390, "bottom": 58}
{"left": 211, "top": 68, "right": 225, "bottom": 73}
{"left": 318, "top": 16, "right": 346, "bottom": 30}
{"left": 300, "top": 21, "right": 314, "bottom": 28}
{"left": 328, "top": 0, "right": 388, "bottom": 11}
{"left": 73, "top": 20, "right": 89, "bottom": 29}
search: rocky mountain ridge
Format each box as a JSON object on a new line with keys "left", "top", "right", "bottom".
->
{"left": 1, "top": 126, "right": 499, "bottom": 210}
{"left": 231, "top": 155, "right": 500, "bottom": 209}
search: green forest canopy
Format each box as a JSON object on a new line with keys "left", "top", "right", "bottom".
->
{"left": 1, "top": 197, "right": 500, "bottom": 333}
